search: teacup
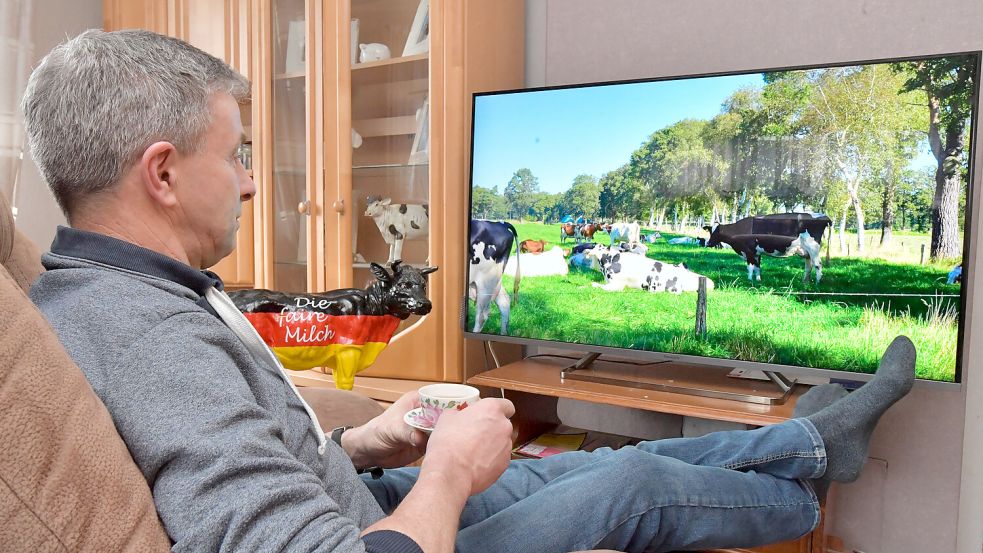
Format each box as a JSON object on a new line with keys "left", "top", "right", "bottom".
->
{"left": 418, "top": 383, "right": 480, "bottom": 427}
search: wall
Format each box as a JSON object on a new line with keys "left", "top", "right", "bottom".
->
{"left": 15, "top": 0, "right": 102, "bottom": 248}
{"left": 527, "top": 1, "right": 983, "bottom": 552}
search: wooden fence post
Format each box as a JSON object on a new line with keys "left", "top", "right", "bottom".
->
{"left": 695, "top": 277, "right": 708, "bottom": 339}
{"left": 921, "top": 244, "right": 926, "bottom": 265}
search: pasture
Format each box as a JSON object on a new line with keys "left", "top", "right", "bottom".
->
{"left": 466, "top": 221, "right": 961, "bottom": 382}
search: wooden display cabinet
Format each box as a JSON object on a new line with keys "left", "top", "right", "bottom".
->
{"left": 105, "top": 0, "right": 526, "bottom": 385}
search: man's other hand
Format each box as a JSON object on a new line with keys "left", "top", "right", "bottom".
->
{"left": 341, "top": 391, "right": 428, "bottom": 469}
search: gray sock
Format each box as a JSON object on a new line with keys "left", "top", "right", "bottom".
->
{"left": 806, "top": 336, "right": 916, "bottom": 484}
{"left": 792, "top": 384, "right": 848, "bottom": 500}
{"left": 793, "top": 384, "right": 849, "bottom": 418}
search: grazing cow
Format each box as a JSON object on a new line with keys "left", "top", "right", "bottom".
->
{"left": 519, "top": 239, "right": 547, "bottom": 254}
{"left": 703, "top": 213, "right": 832, "bottom": 248}
{"left": 560, "top": 223, "right": 578, "bottom": 243}
{"left": 606, "top": 222, "right": 642, "bottom": 247}
{"left": 579, "top": 223, "right": 602, "bottom": 241}
{"left": 585, "top": 247, "right": 714, "bottom": 294}
{"left": 709, "top": 232, "right": 824, "bottom": 283}
{"left": 469, "top": 220, "right": 521, "bottom": 334}
{"left": 364, "top": 197, "right": 429, "bottom": 263}
{"left": 505, "top": 246, "right": 568, "bottom": 277}
{"left": 571, "top": 242, "right": 599, "bottom": 255}
{"left": 229, "top": 261, "right": 436, "bottom": 389}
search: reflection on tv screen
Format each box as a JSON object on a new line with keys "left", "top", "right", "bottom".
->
{"left": 466, "top": 53, "right": 980, "bottom": 383}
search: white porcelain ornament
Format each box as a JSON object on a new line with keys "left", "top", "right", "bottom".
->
{"left": 358, "top": 43, "right": 391, "bottom": 63}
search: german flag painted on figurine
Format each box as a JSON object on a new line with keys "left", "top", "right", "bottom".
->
{"left": 228, "top": 261, "right": 437, "bottom": 389}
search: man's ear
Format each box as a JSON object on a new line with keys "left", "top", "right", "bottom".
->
{"left": 140, "top": 141, "right": 180, "bottom": 207}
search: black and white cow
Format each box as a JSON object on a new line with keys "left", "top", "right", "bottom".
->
{"left": 469, "top": 220, "right": 521, "bottom": 333}
{"left": 365, "top": 197, "right": 429, "bottom": 264}
{"left": 709, "top": 232, "right": 824, "bottom": 283}
{"left": 585, "top": 247, "right": 714, "bottom": 293}
{"left": 704, "top": 213, "right": 831, "bottom": 283}
{"left": 606, "top": 222, "right": 641, "bottom": 247}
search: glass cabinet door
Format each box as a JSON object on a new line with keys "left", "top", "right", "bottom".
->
{"left": 349, "top": 0, "right": 431, "bottom": 301}
{"left": 270, "top": 0, "right": 310, "bottom": 292}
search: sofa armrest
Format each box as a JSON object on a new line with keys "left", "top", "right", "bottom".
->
{"left": 297, "top": 386, "right": 385, "bottom": 431}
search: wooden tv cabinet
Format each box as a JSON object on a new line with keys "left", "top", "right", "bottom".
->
{"left": 467, "top": 354, "right": 825, "bottom": 553}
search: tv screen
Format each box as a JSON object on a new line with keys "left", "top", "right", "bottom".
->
{"left": 465, "top": 52, "right": 980, "bottom": 384}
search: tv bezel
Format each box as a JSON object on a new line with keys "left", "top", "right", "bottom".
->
{"left": 462, "top": 50, "right": 982, "bottom": 388}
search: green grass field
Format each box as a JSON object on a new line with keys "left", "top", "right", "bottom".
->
{"left": 466, "top": 221, "right": 961, "bottom": 382}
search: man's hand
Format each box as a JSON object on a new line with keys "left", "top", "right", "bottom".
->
{"left": 340, "top": 391, "right": 429, "bottom": 469}
{"left": 422, "top": 397, "right": 515, "bottom": 496}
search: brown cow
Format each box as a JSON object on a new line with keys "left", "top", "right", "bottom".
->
{"left": 559, "top": 223, "right": 577, "bottom": 243}
{"left": 579, "top": 223, "right": 601, "bottom": 241}
{"left": 519, "top": 239, "right": 547, "bottom": 254}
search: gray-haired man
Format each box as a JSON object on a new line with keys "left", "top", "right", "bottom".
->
{"left": 25, "top": 29, "right": 915, "bottom": 553}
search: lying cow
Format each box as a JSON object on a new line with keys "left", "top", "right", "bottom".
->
{"left": 571, "top": 242, "right": 599, "bottom": 255}
{"left": 505, "top": 246, "right": 568, "bottom": 277}
{"left": 585, "top": 247, "right": 714, "bottom": 294}
{"left": 707, "top": 231, "right": 824, "bottom": 284}
{"left": 644, "top": 232, "right": 662, "bottom": 243}
{"left": 617, "top": 242, "right": 648, "bottom": 256}
{"left": 469, "top": 220, "right": 521, "bottom": 334}
{"left": 605, "top": 222, "right": 641, "bottom": 247}
{"left": 365, "top": 197, "right": 429, "bottom": 263}
{"left": 519, "top": 239, "right": 547, "bottom": 254}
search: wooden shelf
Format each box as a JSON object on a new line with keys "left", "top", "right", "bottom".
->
{"left": 353, "top": 115, "right": 418, "bottom": 137}
{"left": 274, "top": 71, "right": 305, "bottom": 80}
{"left": 468, "top": 356, "right": 808, "bottom": 426}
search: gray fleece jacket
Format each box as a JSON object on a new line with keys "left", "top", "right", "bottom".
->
{"left": 30, "top": 226, "right": 420, "bottom": 553}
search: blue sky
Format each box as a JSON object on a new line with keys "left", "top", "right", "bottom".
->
{"left": 471, "top": 73, "right": 938, "bottom": 195}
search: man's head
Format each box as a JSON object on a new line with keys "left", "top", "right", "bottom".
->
{"left": 22, "top": 29, "right": 254, "bottom": 268}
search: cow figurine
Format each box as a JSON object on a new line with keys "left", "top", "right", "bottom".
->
{"left": 229, "top": 261, "right": 437, "bottom": 389}
{"left": 364, "top": 196, "right": 429, "bottom": 264}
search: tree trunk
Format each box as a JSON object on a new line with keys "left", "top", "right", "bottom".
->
{"left": 648, "top": 206, "right": 656, "bottom": 227}
{"left": 852, "top": 194, "right": 866, "bottom": 254}
{"left": 926, "top": 93, "right": 965, "bottom": 260}
{"left": 838, "top": 205, "right": 848, "bottom": 254}
{"left": 881, "top": 175, "right": 895, "bottom": 247}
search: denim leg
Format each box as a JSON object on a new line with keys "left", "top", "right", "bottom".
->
{"left": 361, "top": 418, "right": 825, "bottom": 552}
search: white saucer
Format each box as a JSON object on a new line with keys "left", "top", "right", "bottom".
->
{"left": 404, "top": 407, "right": 435, "bottom": 434}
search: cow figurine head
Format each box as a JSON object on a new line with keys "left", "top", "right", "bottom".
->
{"left": 369, "top": 260, "right": 437, "bottom": 319}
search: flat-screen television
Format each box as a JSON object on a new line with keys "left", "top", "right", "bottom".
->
{"left": 464, "top": 52, "right": 980, "bottom": 386}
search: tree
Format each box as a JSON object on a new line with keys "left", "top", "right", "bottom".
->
{"left": 800, "top": 64, "right": 923, "bottom": 253}
{"left": 471, "top": 185, "right": 499, "bottom": 219}
{"left": 599, "top": 165, "right": 646, "bottom": 221}
{"left": 504, "top": 168, "right": 539, "bottom": 221}
{"left": 563, "top": 174, "right": 601, "bottom": 219}
{"left": 892, "top": 56, "right": 975, "bottom": 260}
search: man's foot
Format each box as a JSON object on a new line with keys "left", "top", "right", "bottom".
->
{"left": 806, "top": 336, "right": 915, "bottom": 484}
{"left": 793, "top": 384, "right": 848, "bottom": 418}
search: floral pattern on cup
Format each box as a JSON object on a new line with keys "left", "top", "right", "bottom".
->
{"left": 416, "top": 384, "right": 480, "bottom": 428}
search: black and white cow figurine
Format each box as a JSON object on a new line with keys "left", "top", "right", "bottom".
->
{"left": 365, "top": 197, "right": 429, "bottom": 264}
{"left": 584, "top": 247, "right": 713, "bottom": 294}
{"left": 469, "top": 220, "right": 521, "bottom": 333}
{"left": 708, "top": 231, "right": 824, "bottom": 283}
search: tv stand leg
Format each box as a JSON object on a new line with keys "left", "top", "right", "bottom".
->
{"left": 560, "top": 352, "right": 601, "bottom": 379}
{"left": 764, "top": 371, "right": 796, "bottom": 395}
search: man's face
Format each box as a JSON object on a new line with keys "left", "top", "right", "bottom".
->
{"left": 172, "top": 92, "right": 256, "bottom": 269}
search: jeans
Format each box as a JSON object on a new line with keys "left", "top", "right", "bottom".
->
{"left": 362, "top": 417, "right": 825, "bottom": 553}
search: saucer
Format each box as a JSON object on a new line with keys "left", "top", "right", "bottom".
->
{"left": 404, "top": 407, "right": 435, "bottom": 434}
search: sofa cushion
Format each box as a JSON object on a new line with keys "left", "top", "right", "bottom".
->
{"left": 0, "top": 252, "right": 170, "bottom": 551}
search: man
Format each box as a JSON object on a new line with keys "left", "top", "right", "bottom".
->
{"left": 25, "top": 30, "right": 915, "bottom": 553}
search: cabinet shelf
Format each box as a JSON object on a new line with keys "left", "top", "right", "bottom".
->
{"left": 274, "top": 71, "right": 305, "bottom": 80}
{"left": 352, "top": 53, "right": 429, "bottom": 87}
{"left": 353, "top": 115, "right": 417, "bottom": 138}
{"left": 353, "top": 162, "right": 430, "bottom": 171}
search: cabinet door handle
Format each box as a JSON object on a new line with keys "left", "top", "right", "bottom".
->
{"left": 332, "top": 199, "right": 345, "bottom": 214}
{"left": 297, "top": 200, "right": 311, "bottom": 215}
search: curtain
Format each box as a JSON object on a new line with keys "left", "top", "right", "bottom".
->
{"left": 0, "top": 0, "right": 33, "bottom": 211}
